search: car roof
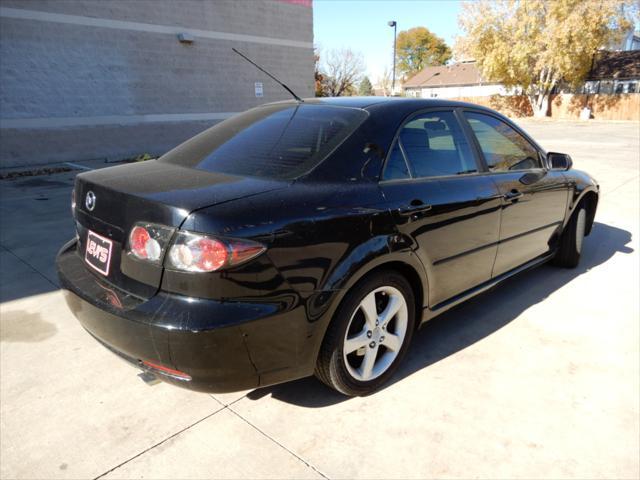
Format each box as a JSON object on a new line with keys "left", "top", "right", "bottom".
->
{"left": 264, "top": 96, "right": 485, "bottom": 111}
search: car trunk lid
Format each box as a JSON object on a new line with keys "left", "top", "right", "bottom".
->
{"left": 73, "top": 161, "right": 285, "bottom": 299}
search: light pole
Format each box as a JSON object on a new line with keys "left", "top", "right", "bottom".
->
{"left": 388, "top": 20, "right": 397, "bottom": 95}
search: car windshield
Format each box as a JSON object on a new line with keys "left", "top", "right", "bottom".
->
{"left": 159, "top": 103, "right": 368, "bottom": 180}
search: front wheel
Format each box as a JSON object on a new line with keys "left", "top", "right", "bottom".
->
{"left": 553, "top": 205, "right": 587, "bottom": 268}
{"left": 315, "top": 271, "right": 416, "bottom": 396}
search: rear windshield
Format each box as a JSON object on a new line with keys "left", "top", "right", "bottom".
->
{"left": 159, "top": 104, "right": 368, "bottom": 180}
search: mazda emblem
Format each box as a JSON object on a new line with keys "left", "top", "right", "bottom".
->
{"left": 85, "top": 191, "right": 96, "bottom": 211}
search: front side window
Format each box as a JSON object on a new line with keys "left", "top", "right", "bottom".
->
{"left": 383, "top": 111, "right": 477, "bottom": 180}
{"left": 464, "top": 112, "right": 541, "bottom": 172}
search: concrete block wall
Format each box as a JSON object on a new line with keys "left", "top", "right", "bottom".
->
{"left": 0, "top": 0, "right": 314, "bottom": 167}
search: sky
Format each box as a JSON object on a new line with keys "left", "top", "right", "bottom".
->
{"left": 313, "top": 0, "right": 463, "bottom": 83}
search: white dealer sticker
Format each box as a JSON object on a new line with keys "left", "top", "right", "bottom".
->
{"left": 85, "top": 229, "right": 113, "bottom": 276}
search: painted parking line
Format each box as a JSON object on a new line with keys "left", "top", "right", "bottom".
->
{"left": 64, "top": 162, "right": 93, "bottom": 171}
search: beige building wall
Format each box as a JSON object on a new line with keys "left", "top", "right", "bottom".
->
{"left": 0, "top": 0, "right": 314, "bottom": 167}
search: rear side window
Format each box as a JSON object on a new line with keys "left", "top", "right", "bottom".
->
{"left": 382, "top": 142, "right": 410, "bottom": 180}
{"left": 383, "top": 111, "right": 477, "bottom": 179}
{"left": 464, "top": 112, "right": 541, "bottom": 171}
{"left": 159, "top": 104, "right": 368, "bottom": 180}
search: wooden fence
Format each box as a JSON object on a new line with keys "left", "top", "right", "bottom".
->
{"left": 549, "top": 94, "right": 639, "bottom": 120}
{"left": 451, "top": 94, "right": 639, "bottom": 120}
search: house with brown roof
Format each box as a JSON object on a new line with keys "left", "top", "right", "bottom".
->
{"left": 402, "top": 61, "right": 508, "bottom": 99}
{"left": 403, "top": 50, "right": 640, "bottom": 100}
{"left": 583, "top": 50, "right": 640, "bottom": 94}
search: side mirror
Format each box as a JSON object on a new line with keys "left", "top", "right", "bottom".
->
{"left": 548, "top": 152, "right": 573, "bottom": 171}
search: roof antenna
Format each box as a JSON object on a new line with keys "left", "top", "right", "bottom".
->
{"left": 232, "top": 48, "right": 303, "bottom": 102}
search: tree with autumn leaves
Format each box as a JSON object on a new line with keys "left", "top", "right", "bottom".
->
{"left": 457, "top": 0, "right": 638, "bottom": 117}
{"left": 395, "top": 27, "right": 452, "bottom": 79}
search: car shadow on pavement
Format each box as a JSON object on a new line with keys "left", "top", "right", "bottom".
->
{"left": 247, "top": 221, "right": 633, "bottom": 407}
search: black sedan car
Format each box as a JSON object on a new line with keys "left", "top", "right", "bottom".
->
{"left": 57, "top": 97, "right": 599, "bottom": 396}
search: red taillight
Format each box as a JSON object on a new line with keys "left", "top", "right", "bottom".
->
{"left": 195, "top": 238, "right": 228, "bottom": 271}
{"left": 126, "top": 223, "right": 265, "bottom": 272}
{"left": 141, "top": 360, "right": 191, "bottom": 381}
{"left": 130, "top": 226, "right": 151, "bottom": 258}
{"left": 231, "top": 240, "right": 266, "bottom": 265}
{"left": 127, "top": 223, "right": 174, "bottom": 264}
{"left": 166, "top": 231, "right": 265, "bottom": 273}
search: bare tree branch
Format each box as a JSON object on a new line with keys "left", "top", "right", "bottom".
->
{"left": 319, "top": 48, "right": 366, "bottom": 97}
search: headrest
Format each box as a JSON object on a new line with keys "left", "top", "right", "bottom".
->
{"left": 424, "top": 120, "right": 447, "bottom": 131}
{"left": 400, "top": 127, "right": 429, "bottom": 149}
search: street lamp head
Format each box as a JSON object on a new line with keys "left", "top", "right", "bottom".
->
{"left": 388, "top": 20, "right": 396, "bottom": 27}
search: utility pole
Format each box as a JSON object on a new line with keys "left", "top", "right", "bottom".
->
{"left": 388, "top": 20, "right": 397, "bottom": 95}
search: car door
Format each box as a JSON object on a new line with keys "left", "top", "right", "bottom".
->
{"left": 379, "top": 109, "right": 502, "bottom": 307}
{"left": 461, "top": 110, "right": 570, "bottom": 277}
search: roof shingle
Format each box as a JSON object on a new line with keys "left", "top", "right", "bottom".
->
{"left": 588, "top": 50, "right": 640, "bottom": 80}
{"left": 403, "top": 62, "right": 495, "bottom": 89}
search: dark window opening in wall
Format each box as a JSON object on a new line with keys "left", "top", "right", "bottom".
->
{"left": 598, "top": 81, "right": 614, "bottom": 94}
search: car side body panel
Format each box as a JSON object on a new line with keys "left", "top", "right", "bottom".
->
{"left": 489, "top": 169, "right": 570, "bottom": 277}
{"left": 380, "top": 175, "right": 503, "bottom": 306}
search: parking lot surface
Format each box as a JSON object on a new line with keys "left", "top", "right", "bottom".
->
{"left": 1, "top": 120, "right": 638, "bottom": 479}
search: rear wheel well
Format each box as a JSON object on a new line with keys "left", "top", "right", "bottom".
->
{"left": 316, "top": 260, "right": 426, "bottom": 368}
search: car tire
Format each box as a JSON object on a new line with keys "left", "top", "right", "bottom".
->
{"left": 315, "top": 270, "right": 416, "bottom": 396}
{"left": 553, "top": 204, "right": 587, "bottom": 268}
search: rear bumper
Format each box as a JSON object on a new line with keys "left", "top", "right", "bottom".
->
{"left": 56, "top": 240, "right": 324, "bottom": 392}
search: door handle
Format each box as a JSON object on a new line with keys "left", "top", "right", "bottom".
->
{"left": 398, "top": 200, "right": 432, "bottom": 216}
{"left": 503, "top": 189, "right": 524, "bottom": 202}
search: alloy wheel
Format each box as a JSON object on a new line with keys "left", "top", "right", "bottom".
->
{"left": 342, "top": 286, "right": 408, "bottom": 382}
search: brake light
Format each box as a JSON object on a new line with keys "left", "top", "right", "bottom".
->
{"left": 166, "top": 230, "right": 266, "bottom": 273}
{"left": 126, "top": 223, "right": 174, "bottom": 264}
